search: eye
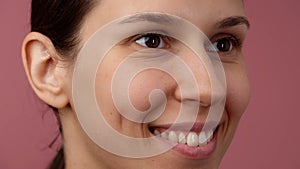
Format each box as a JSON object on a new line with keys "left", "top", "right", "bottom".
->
{"left": 212, "top": 38, "right": 234, "bottom": 52}
{"left": 208, "top": 35, "right": 242, "bottom": 54}
{"left": 135, "top": 33, "right": 167, "bottom": 49}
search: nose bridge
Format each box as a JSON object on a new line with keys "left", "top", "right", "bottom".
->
{"left": 174, "top": 48, "right": 213, "bottom": 107}
{"left": 192, "top": 55, "right": 212, "bottom": 107}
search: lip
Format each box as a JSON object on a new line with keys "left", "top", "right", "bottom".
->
{"left": 149, "top": 122, "right": 219, "bottom": 159}
{"left": 150, "top": 122, "right": 219, "bottom": 133}
{"left": 172, "top": 129, "right": 218, "bottom": 159}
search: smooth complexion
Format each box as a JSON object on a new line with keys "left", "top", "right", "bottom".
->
{"left": 22, "top": 0, "right": 250, "bottom": 168}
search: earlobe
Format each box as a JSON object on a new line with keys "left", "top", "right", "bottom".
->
{"left": 22, "top": 32, "right": 69, "bottom": 109}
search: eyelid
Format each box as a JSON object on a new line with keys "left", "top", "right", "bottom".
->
{"left": 125, "top": 32, "right": 174, "bottom": 49}
{"left": 120, "top": 32, "right": 162, "bottom": 45}
{"left": 132, "top": 32, "right": 171, "bottom": 42}
{"left": 135, "top": 34, "right": 166, "bottom": 48}
{"left": 211, "top": 33, "right": 241, "bottom": 47}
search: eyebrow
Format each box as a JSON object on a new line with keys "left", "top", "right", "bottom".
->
{"left": 217, "top": 16, "right": 250, "bottom": 29}
{"left": 119, "top": 13, "right": 250, "bottom": 29}
{"left": 119, "top": 13, "right": 176, "bottom": 25}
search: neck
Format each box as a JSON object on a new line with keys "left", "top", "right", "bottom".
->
{"left": 59, "top": 107, "right": 108, "bottom": 169}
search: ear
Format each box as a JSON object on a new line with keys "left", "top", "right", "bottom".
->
{"left": 22, "top": 32, "right": 69, "bottom": 108}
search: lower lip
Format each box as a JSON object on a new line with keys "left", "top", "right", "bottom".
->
{"left": 155, "top": 129, "right": 218, "bottom": 159}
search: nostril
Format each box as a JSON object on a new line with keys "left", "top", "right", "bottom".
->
{"left": 174, "top": 86, "right": 202, "bottom": 102}
{"left": 199, "top": 86, "right": 213, "bottom": 107}
{"left": 200, "top": 101, "right": 211, "bottom": 108}
{"left": 174, "top": 86, "right": 182, "bottom": 101}
{"left": 174, "top": 86, "right": 214, "bottom": 108}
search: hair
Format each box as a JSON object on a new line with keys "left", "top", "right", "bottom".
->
{"left": 31, "top": 0, "right": 97, "bottom": 57}
{"left": 31, "top": 0, "right": 97, "bottom": 168}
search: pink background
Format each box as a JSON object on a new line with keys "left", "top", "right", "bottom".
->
{"left": 1, "top": 0, "right": 299, "bottom": 168}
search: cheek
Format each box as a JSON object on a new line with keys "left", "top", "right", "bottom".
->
{"left": 225, "top": 64, "right": 251, "bottom": 119}
{"left": 93, "top": 49, "right": 128, "bottom": 127}
{"left": 94, "top": 48, "right": 176, "bottom": 127}
{"left": 129, "top": 70, "right": 176, "bottom": 112}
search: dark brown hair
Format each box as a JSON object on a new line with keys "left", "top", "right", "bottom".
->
{"left": 31, "top": 0, "right": 97, "bottom": 168}
{"left": 31, "top": 0, "right": 97, "bottom": 57}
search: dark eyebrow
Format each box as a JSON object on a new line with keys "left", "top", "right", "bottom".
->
{"left": 217, "top": 16, "right": 250, "bottom": 29}
{"left": 119, "top": 13, "right": 176, "bottom": 25}
{"left": 119, "top": 13, "right": 250, "bottom": 30}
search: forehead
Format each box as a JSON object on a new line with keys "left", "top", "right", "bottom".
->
{"left": 81, "top": 0, "right": 245, "bottom": 41}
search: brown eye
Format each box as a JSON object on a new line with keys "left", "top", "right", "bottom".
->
{"left": 135, "top": 33, "right": 166, "bottom": 48}
{"left": 213, "top": 38, "right": 233, "bottom": 52}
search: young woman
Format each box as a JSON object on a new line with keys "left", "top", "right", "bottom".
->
{"left": 22, "top": 0, "right": 250, "bottom": 168}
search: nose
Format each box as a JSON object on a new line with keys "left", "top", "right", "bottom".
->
{"left": 174, "top": 67, "right": 212, "bottom": 108}
{"left": 173, "top": 48, "right": 225, "bottom": 108}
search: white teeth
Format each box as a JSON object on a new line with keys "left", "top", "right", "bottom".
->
{"left": 154, "top": 130, "right": 161, "bottom": 136}
{"left": 206, "top": 130, "right": 213, "bottom": 142}
{"left": 161, "top": 132, "right": 168, "bottom": 139}
{"left": 178, "top": 132, "right": 187, "bottom": 144}
{"left": 187, "top": 132, "right": 199, "bottom": 147}
{"left": 168, "top": 131, "right": 178, "bottom": 142}
{"left": 154, "top": 129, "right": 215, "bottom": 147}
{"left": 198, "top": 131, "right": 207, "bottom": 146}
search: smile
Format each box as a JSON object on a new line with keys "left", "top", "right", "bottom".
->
{"left": 149, "top": 123, "right": 219, "bottom": 159}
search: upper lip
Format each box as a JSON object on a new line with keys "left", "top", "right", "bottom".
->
{"left": 149, "top": 121, "right": 219, "bottom": 133}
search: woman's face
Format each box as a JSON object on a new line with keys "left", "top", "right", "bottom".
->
{"left": 63, "top": 0, "right": 250, "bottom": 168}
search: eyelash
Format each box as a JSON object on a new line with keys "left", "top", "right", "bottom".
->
{"left": 130, "top": 32, "right": 242, "bottom": 53}
{"left": 132, "top": 33, "right": 171, "bottom": 49}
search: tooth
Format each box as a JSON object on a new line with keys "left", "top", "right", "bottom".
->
{"left": 178, "top": 132, "right": 187, "bottom": 144}
{"left": 206, "top": 130, "right": 213, "bottom": 142}
{"left": 187, "top": 132, "right": 199, "bottom": 147}
{"left": 161, "top": 132, "right": 168, "bottom": 139}
{"left": 168, "top": 131, "right": 178, "bottom": 143}
{"left": 198, "top": 131, "right": 207, "bottom": 146}
{"left": 154, "top": 130, "right": 161, "bottom": 136}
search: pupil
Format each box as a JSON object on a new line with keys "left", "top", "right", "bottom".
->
{"left": 145, "top": 34, "right": 161, "bottom": 48}
{"left": 217, "top": 38, "right": 231, "bottom": 52}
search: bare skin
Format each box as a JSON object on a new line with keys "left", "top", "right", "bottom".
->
{"left": 22, "top": 0, "right": 250, "bottom": 168}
